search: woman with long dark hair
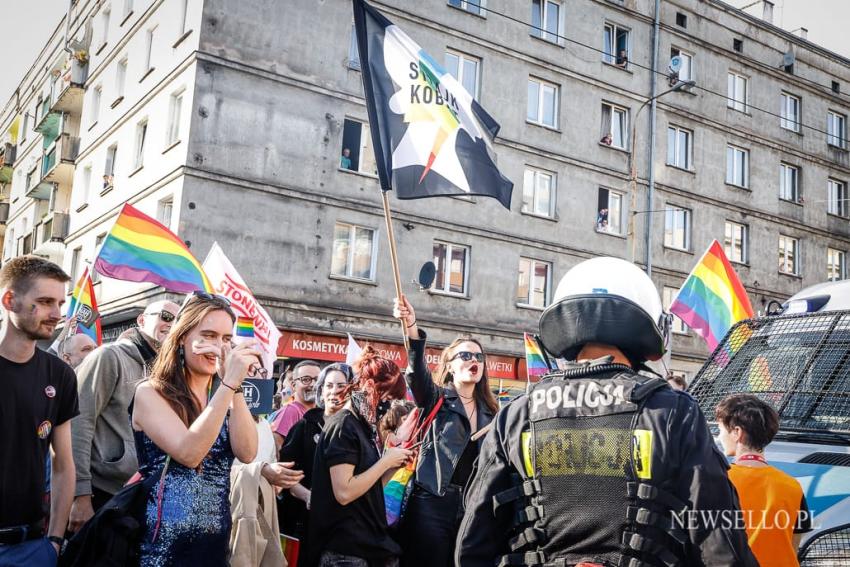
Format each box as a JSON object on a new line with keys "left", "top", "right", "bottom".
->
{"left": 132, "top": 293, "right": 260, "bottom": 566}
{"left": 309, "top": 347, "right": 413, "bottom": 567}
{"left": 393, "top": 295, "right": 499, "bottom": 567}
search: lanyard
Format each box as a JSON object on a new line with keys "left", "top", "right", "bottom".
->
{"left": 737, "top": 453, "right": 767, "bottom": 464}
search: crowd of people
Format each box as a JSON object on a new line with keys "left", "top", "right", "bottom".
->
{"left": 0, "top": 254, "right": 813, "bottom": 567}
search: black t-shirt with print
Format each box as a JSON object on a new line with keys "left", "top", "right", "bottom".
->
{"left": 0, "top": 348, "right": 78, "bottom": 527}
{"left": 309, "top": 409, "right": 402, "bottom": 562}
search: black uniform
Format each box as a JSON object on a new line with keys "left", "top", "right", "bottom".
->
{"left": 456, "top": 360, "right": 758, "bottom": 567}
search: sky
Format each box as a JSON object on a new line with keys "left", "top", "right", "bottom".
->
{"left": 1, "top": 0, "right": 849, "bottom": 111}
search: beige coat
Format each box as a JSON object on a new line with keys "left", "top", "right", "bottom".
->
{"left": 229, "top": 461, "right": 286, "bottom": 567}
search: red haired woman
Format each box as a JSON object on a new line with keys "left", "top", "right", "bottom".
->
{"left": 309, "top": 346, "right": 413, "bottom": 567}
{"left": 393, "top": 295, "right": 499, "bottom": 567}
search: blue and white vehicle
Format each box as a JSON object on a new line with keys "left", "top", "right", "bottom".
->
{"left": 688, "top": 280, "right": 850, "bottom": 564}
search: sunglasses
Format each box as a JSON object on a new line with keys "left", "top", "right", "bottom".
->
{"left": 145, "top": 310, "right": 177, "bottom": 322}
{"left": 451, "top": 351, "right": 485, "bottom": 363}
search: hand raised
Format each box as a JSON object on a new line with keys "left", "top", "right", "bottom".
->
{"left": 221, "top": 340, "right": 262, "bottom": 387}
{"left": 392, "top": 294, "right": 416, "bottom": 328}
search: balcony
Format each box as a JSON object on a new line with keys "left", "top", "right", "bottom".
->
{"left": 0, "top": 201, "right": 9, "bottom": 224}
{"left": 50, "top": 59, "right": 88, "bottom": 115}
{"left": 32, "top": 212, "right": 70, "bottom": 264}
{"left": 41, "top": 134, "right": 79, "bottom": 186}
{"left": 24, "top": 160, "right": 51, "bottom": 200}
{"left": 0, "top": 142, "right": 15, "bottom": 184}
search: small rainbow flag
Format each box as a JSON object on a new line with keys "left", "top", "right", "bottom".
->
{"left": 66, "top": 267, "right": 102, "bottom": 345}
{"left": 670, "top": 239, "right": 754, "bottom": 352}
{"left": 235, "top": 317, "right": 254, "bottom": 338}
{"left": 93, "top": 203, "right": 213, "bottom": 294}
{"left": 524, "top": 333, "right": 549, "bottom": 378}
{"left": 280, "top": 534, "right": 299, "bottom": 566}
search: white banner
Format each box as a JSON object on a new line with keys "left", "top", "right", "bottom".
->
{"left": 202, "top": 242, "right": 282, "bottom": 372}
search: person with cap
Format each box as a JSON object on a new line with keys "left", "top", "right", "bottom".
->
{"left": 456, "top": 257, "right": 758, "bottom": 567}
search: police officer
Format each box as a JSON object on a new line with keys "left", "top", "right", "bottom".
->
{"left": 456, "top": 258, "right": 758, "bottom": 567}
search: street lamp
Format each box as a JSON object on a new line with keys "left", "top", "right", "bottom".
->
{"left": 627, "top": 80, "right": 696, "bottom": 265}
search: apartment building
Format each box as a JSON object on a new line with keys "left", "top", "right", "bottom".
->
{"left": 1, "top": 0, "right": 848, "bottom": 390}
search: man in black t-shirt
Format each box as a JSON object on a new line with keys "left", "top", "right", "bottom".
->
{"left": 0, "top": 256, "right": 77, "bottom": 566}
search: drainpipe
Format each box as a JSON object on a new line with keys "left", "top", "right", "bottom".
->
{"left": 63, "top": 0, "right": 74, "bottom": 55}
{"left": 644, "top": 0, "right": 661, "bottom": 278}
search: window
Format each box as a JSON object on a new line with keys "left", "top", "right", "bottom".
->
{"left": 143, "top": 27, "right": 156, "bottom": 75}
{"left": 726, "top": 145, "right": 748, "bottom": 188}
{"left": 91, "top": 85, "right": 102, "bottom": 125}
{"left": 664, "top": 205, "right": 690, "bottom": 250}
{"left": 81, "top": 165, "right": 92, "bottom": 205}
{"left": 157, "top": 197, "right": 174, "bottom": 229}
{"left": 517, "top": 257, "right": 551, "bottom": 308}
{"left": 779, "top": 92, "right": 801, "bottom": 132}
{"left": 603, "top": 23, "right": 630, "bottom": 68}
{"left": 20, "top": 112, "right": 28, "bottom": 143}
{"left": 104, "top": 144, "right": 117, "bottom": 190}
{"left": 675, "top": 12, "right": 687, "bottom": 28}
{"left": 444, "top": 51, "right": 480, "bottom": 99}
{"left": 122, "top": 0, "right": 133, "bottom": 19}
{"left": 448, "top": 0, "right": 483, "bottom": 15}
{"left": 115, "top": 58, "right": 127, "bottom": 99}
{"left": 666, "top": 125, "right": 692, "bottom": 169}
{"left": 527, "top": 78, "right": 558, "bottom": 128}
{"left": 70, "top": 247, "right": 82, "bottom": 286}
{"left": 166, "top": 90, "right": 184, "bottom": 145}
{"left": 779, "top": 163, "right": 800, "bottom": 202}
{"left": 433, "top": 242, "right": 469, "bottom": 295}
{"left": 832, "top": 81, "right": 841, "bottom": 95}
{"left": 133, "top": 120, "right": 147, "bottom": 170}
{"left": 521, "top": 167, "right": 556, "bottom": 217}
{"left": 348, "top": 23, "right": 360, "bottom": 70}
{"left": 724, "top": 221, "right": 748, "bottom": 264}
{"left": 778, "top": 235, "right": 799, "bottom": 275}
{"left": 828, "top": 248, "right": 846, "bottom": 281}
{"left": 331, "top": 223, "right": 376, "bottom": 281}
{"left": 600, "top": 102, "right": 628, "bottom": 149}
{"left": 179, "top": 0, "right": 190, "bottom": 35}
{"left": 597, "top": 188, "right": 624, "bottom": 235}
{"left": 733, "top": 38, "right": 743, "bottom": 53}
{"left": 727, "top": 72, "right": 748, "bottom": 112}
{"left": 828, "top": 111, "right": 847, "bottom": 149}
{"left": 340, "top": 118, "right": 377, "bottom": 174}
{"left": 99, "top": 7, "right": 111, "bottom": 48}
{"left": 663, "top": 287, "right": 688, "bottom": 334}
{"left": 92, "top": 233, "right": 107, "bottom": 283}
{"left": 531, "top": 0, "right": 561, "bottom": 44}
{"left": 670, "top": 48, "right": 693, "bottom": 82}
{"left": 828, "top": 179, "right": 847, "bottom": 217}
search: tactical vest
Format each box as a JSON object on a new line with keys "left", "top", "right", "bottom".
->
{"left": 494, "top": 361, "right": 691, "bottom": 567}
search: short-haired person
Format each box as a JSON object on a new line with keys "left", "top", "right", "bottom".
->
{"left": 57, "top": 334, "right": 96, "bottom": 370}
{"left": 282, "top": 363, "right": 355, "bottom": 566}
{"left": 0, "top": 256, "right": 76, "bottom": 565}
{"left": 667, "top": 373, "right": 688, "bottom": 392}
{"left": 68, "top": 299, "right": 180, "bottom": 532}
{"left": 309, "top": 347, "right": 412, "bottom": 567}
{"left": 132, "top": 293, "right": 259, "bottom": 565}
{"left": 716, "top": 394, "right": 812, "bottom": 567}
{"left": 272, "top": 360, "right": 320, "bottom": 451}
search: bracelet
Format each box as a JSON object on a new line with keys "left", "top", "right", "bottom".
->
{"left": 47, "top": 535, "right": 65, "bottom": 547}
{"left": 405, "top": 319, "right": 417, "bottom": 328}
{"left": 221, "top": 381, "right": 239, "bottom": 393}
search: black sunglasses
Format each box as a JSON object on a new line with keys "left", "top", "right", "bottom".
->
{"left": 451, "top": 351, "right": 485, "bottom": 363}
{"left": 144, "top": 310, "right": 177, "bottom": 322}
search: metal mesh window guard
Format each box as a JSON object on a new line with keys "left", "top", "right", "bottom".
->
{"left": 799, "top": 522, "right": 850, "bottom": 566}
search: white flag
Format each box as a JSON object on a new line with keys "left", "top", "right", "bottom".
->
{"left": 202, "top": 242, "right": 282, "bottom": 372}
{"left": 346, "top": 333, "right": 363, "bottom": 367}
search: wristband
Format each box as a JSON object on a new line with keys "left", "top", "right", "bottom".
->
{"left": 48, "top": 535, "right": 65, "bottom": 547}
{"left": 221, "top": 381, "right": 242, "bottom": 394}
{"left": 405, "top": 319, "right": 417, "bottom": 328}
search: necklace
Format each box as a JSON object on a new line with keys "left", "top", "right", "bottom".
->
{"left": 737, "top": 453, "right": 767, "bottom": 464}
{"left": 457, "top": 390, "right": 475, "bottom": 401}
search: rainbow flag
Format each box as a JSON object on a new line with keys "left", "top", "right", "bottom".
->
{"left": 66, "top": 267, "right": 102, "bottom": 345}
{"left": 280, "top": 534, "right": 299, "bottom": 566}
{"left": 93, "top": 204, "right": 213, "bottom": 293}
{"left": 235, "top": 317, "right": 254, "bottom": 338}
{"left": 524, "top": 333, "right": 549, "bottom": 378}
{"left": 670, "top": 239, "right": 754, "bottom": 352}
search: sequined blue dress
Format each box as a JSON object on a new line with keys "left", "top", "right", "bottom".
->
{"left": 134, "top": 420, "right": 234, "bottom": 567}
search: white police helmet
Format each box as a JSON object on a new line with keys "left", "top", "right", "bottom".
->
{"left": 538, "top": 257, "right": 670, "bottom": 362}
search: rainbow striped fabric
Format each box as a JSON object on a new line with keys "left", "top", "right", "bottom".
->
{"left": 94, "top": 204, "right": 213, "bottom": 293}
{"left": 66, "top": 267, "right": 102, "bottom": 345}
{"left": 670, "top": 239, "right": 754, "bottom": 352}
{"left": 235, "top": 317, "right": 254, "bottom": 338}
{"left": 524, "top": 333, "right": 549, "bottom": 377}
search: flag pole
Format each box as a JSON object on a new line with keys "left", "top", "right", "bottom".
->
{"left": 381, "top": 190, "right": 410, "bottom": 352}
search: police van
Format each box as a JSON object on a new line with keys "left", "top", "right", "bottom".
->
{"left": 688, "top": 280, "right": 850, "bottom": 565}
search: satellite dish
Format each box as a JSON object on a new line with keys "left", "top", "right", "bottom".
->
{"left": 417, "top": 262, "right": 436, "bottom": 290}
{"left": 782, "top": 51, "right": 796, "bottom": 68}
{"left": 669, "top": 56, "right": 682, "bottom": 74}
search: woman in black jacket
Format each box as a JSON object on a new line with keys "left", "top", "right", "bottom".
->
{"left": 280, "top": 363, "right": 354, "bottom": 566}
{"left": 393, "top": 295, "right": 499, "bottom": 567}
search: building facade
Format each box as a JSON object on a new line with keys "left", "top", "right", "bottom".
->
{"left": 1, "top": 0, "right": 849, "bottom": 388}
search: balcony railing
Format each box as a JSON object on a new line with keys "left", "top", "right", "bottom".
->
{"left": 41, "top": 134, "right": 79, "bottom": 186}
{"left": 0, "top": 202, "right": 9, "bottom": 224}
{"left": 50, "top": 59, "right": 89, "bottom": 115}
